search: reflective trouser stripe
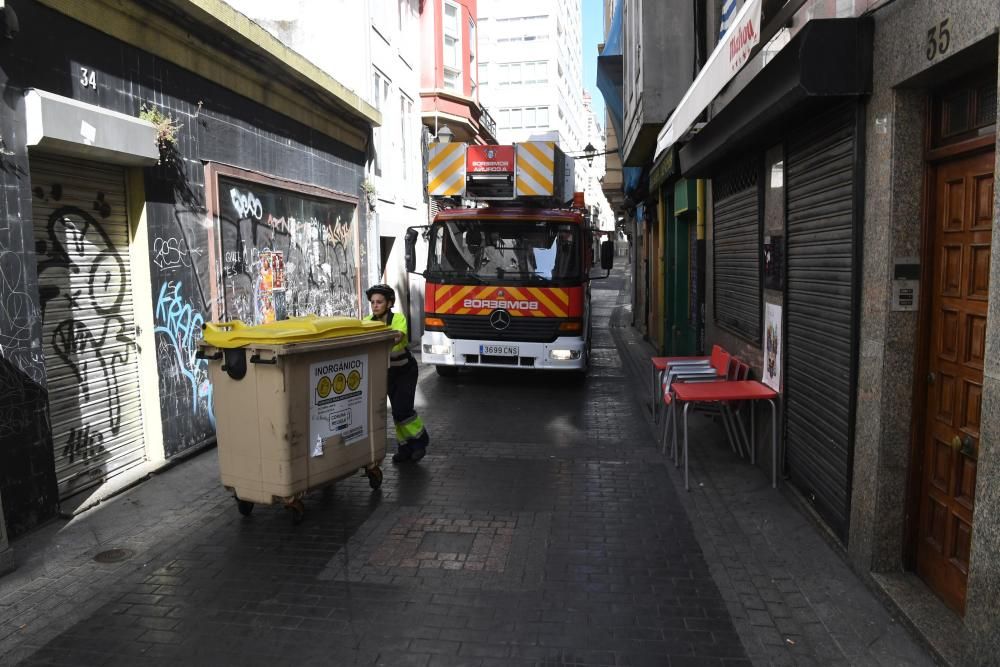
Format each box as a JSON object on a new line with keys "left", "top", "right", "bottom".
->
{"left": 395, "top": 413, "right": 427, "bottom": 445}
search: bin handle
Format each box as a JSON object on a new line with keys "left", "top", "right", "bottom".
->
{"left": 196, "top": 349, "right": 223, "bottom": 360}
{"left": 250, "top": 353, "right": 278, "bottom": 365}
{"left": 203, "top": 320, "right": 247, "bottom": 334}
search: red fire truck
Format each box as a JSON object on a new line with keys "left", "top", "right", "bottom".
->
{"left": 405, "top": 141, "right": 613, "bottom": 376}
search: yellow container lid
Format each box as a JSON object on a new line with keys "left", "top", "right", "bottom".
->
{"left": 202, "top": 315, "right": 387, "bottom": 348}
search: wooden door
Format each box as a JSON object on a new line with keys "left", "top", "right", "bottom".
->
{"left": 916, "top": 149, "right": 995, "bottom": 615}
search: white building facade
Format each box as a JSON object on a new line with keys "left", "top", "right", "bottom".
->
{"left": 221, "top": 0, "right": 425, "bottom": 306}
{"left": 478, "top": 0, "right": 612, "bottom": 228}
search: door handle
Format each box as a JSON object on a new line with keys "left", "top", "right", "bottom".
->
{"left": 927, "top": 372, "right": 936, "bottom": 385}
{"left": 960, "top": 435, "right": 976, "bottom": 459}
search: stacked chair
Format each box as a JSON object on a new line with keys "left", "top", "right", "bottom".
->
{"left": 656, "top": 346, "right": 754, "bottom": 467}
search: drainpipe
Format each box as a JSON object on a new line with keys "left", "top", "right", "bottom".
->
{"left": 696, "top": 179, "right": 706, "bottom": 354}
{"left": 658, "top": 190, "right": 667, "bottom": 352}
{"left": 696, "top": 179, "right": 705, "bottom": 240}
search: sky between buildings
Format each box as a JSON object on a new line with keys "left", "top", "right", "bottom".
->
{"left": 581, "top": 0, "right": 606, "bottom": 131}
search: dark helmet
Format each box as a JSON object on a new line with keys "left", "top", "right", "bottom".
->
{"left": 365, "top": 283, "right": 395, "bottom": 303}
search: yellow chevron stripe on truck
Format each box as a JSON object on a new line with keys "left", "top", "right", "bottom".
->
{"left": 428, "top": 142, "right": 467, "bottom": 196}
{"left": 516, "top": 142, "right": 555, "bottom": 197}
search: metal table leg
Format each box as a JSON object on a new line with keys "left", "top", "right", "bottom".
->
{"left": 651, "top": 366, "right": 658, "bottom": 424}
{"left": 672, "top": 398, "right": 680, "bottom": 467}
{"left": 683, "top": 402, "right": 693, "bottom": 491}
{"left": 768, "top": 398, "right": 777, "bottom": 488}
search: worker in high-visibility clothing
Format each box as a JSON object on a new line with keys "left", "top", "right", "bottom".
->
{"left": 366, "top": 284, "right": 430, "bottom": 463}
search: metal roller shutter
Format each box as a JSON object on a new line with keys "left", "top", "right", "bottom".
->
{"left": 713, "top": 159, "right": 760, "bottom": 341}
{"left": 784, "top": 103, "right": 859, "bottom": 541}
{"left": 31, "top": 154, "right": 146, "bottom": 501}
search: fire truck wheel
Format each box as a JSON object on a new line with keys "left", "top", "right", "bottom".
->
{"left": 435, "top": 365, "right": 459, "bottom": 377}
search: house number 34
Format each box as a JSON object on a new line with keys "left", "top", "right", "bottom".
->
{"left": 79, "top": 67, "right": 97, "bottom": 89}
{"left": 926, "top": 18, "right": 951, "bottom": 60}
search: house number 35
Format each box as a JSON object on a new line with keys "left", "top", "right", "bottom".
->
{"left": 926, "top": 18, "right": 951, "bottom": 60}
{"left": 80, "top": 67, "right": 97, "bottom": 89}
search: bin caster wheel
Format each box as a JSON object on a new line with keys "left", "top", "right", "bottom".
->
{"left": 366, "top": 466, "right": 383, "bottom": 490}
{"left": 237, "top": 499, "right": 254, "bottom": 516}
{"left": 287, "top": 499, "right": 305, "bottom": 525}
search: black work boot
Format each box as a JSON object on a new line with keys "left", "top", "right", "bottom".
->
{"left": 410, "top": 446, "right": 426, "bottom": 463}
{"left": 392, "top": 444, "right": 413, "bottom": 464}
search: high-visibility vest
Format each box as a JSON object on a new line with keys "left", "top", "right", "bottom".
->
{"left": 368, "top": 311, "right": 413, "bottom": 368}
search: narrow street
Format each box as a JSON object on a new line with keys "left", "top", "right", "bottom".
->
{"left": 0, "top": 266, "right": 935, "bottom": 666}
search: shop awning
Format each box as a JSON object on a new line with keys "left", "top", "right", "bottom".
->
{"left": 653, "top": 0, "right": 763, "bottom": 163}
{"left": 679, "top": 18, "right": 873, "bottom": 176}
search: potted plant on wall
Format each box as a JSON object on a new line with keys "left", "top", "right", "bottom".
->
{"left": 361, "top": 179, "right": 377, "bottom": 211}
{"left": 139, "top": 103, "right": 182, "bottom": 165}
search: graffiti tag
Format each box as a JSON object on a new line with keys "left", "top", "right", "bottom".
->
{"left": 154, "top": 281, "right": 214, "bottom": 425}
{"left": 230, "top": 187, "right": 263, "bottom": 220}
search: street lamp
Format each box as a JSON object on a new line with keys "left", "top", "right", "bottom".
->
{"left": 583, "top": 142, "right": 597, "bottom": 166}
{"left": 437, "top": 124, "right": 454, "bottom": 144}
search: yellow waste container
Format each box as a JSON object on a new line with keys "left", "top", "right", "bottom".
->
{"left": 198, "top": 315, "right": 397, "bottom": 523}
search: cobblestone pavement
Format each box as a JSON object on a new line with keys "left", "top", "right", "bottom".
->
{"left": 0, "top": 266, "right": 938, "bottom": 666}
{"left": 1, "top": 269, "right": 747, "bottom": 667}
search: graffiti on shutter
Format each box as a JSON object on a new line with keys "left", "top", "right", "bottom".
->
{"left": 31, "top": 155, "right": 146, "bottom": 500}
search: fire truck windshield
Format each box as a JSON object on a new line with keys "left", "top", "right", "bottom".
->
{"left": 426, "top": 220, "right": 582, "bottom": 285}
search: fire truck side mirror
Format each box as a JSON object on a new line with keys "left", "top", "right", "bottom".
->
{"left": 600, "top": 240, "right": 614, "bottom": 271}
{"left": 404, "top": 228, "right": 419, "bottom": 273}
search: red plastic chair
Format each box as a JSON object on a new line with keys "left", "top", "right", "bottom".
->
{"left": 659, "top": 349, "right": 733, "bottom": 460}
{"left": 649, "top": 347, "right": 717, "bottom": 421}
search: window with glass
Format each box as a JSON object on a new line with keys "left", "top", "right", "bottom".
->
{"left": 400, "top": 94, "right": 413, "bottom": 183}
{"left": 443, "top": 1, "right": 462, "bottom": 90}
{"left": 371, "top": 70, "right": 390, "bottom": 177}
{"left": 426, "top": 220, "right": 582, "bottom": 285}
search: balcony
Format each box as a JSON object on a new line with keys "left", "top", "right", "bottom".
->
{"left": 479, "top": 105, "right": 497, "bottom": 142}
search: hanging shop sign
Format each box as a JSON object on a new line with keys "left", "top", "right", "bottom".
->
{"left": 649, "top": 145, "right": 679, "bottom": 191}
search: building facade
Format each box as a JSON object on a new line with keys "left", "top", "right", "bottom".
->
{"left": 419, "top": 0, "right": 496, "bottom": 147}
{"left": 478, "top": 1, "right": 612, "bottom": 223}
{"left": 601, "top": 0, "right": 699, "bottom": 350}
{"left": 619, "top": 0, "right": 1000, "bottom": 662}
{"left": 849, "top": 2, "right": 999, "bottom": 662}
{"left": 0, "top": 0, "right": 378, "bottom": 539}
{"left": 478, "top": 0, "right": 586, "bottom": 156}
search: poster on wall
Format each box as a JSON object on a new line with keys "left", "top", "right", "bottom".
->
{"left": 255, "top": 251, "right": 287, "bottom": 324}
{"left": 763, "top": 303, "right": 782, "bottom": 391}
{"left": 310, "top": 354, "right": 369, "bottom": 457}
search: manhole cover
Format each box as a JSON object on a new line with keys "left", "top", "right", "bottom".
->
{"left": 93, "top": 548, "right": 134, "bottom": 563}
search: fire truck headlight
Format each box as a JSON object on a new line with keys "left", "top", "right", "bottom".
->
{"left": 423, "top": 343, "right": 450, "bottom": 355}
{"left": 549, "top": 349, "right": 582, "bottom": 361}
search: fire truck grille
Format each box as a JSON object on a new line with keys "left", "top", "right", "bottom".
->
{"left": 439, "top": 314, "right": 563, "bottom": 343}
